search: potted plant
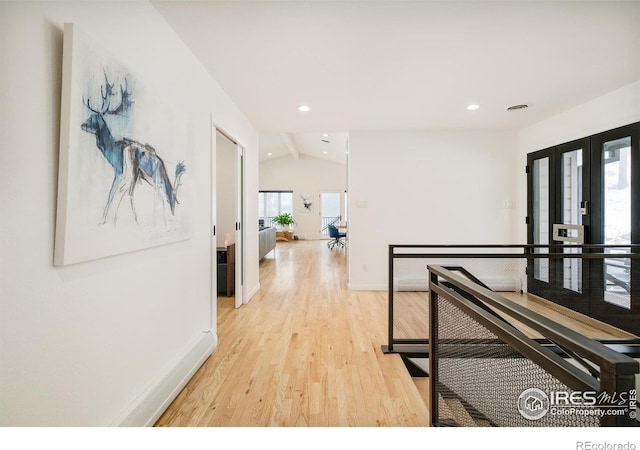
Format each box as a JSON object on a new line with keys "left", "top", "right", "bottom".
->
{"left": 272, "top": 212, "right": 295, "bottom": 229}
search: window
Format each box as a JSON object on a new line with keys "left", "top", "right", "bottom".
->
{"left": 320, "top": 192, "right": 341, "bottom": 237}
{"left": 259, "top": 191, "right": 293, "bottom": 227}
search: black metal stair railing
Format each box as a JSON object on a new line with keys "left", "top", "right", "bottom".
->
{"left": 384, "top": 243, "right": 640, "bottom": 353}
{"left": 429, "top": 265, "right": 639, "bottom": 427}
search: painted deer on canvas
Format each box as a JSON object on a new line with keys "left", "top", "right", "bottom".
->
{"left": 81, "top": 72, "right": 185, "bottom": 225}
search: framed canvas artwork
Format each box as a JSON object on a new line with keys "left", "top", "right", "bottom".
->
{"left": 54, "top": 23, "right": 192, "bottom": 266}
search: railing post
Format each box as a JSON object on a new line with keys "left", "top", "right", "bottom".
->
{"left": 429, "top": 268, "right": 439, "bottom": 426}
{"left": 388, "top": 245, "right": 395, "bottom": 351}
{"left": 599, "top": 366, "right": 637, "bottom": 426}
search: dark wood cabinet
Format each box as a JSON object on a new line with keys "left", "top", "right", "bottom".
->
{"left": 217, "top": 243, "right": 235, "bottom": 297}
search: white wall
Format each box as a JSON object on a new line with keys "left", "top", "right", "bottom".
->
{"left": 0, "top": 1, "right": 259, "bottom": 426}
{"left": 259, "top": 155, "right": 347, "bottom": 239}
{"left": 515, "top": 80, "right": 640, "bottom": 245}
{"left": 348, "top": 131, "right": 519, "bottom": 290}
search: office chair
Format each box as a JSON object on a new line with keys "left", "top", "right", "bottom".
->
{"left": 327, "top": 224, "right": 346, "bottom": 250}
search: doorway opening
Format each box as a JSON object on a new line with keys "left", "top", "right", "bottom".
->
{"left": 215, "top": 128, "right": 244, "bottom": 313}
{"left": 320, "top": 192, "right": 343, "bottom": 238}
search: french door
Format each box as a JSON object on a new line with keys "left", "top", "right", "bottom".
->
{"left": 527, "top": 122, "right": 640, "bottom": 335}
{"left": 528, "top": 138, "right": 591, "bottom": 314}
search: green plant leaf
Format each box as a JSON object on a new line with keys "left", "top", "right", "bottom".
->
{"left": 272, "top": 213, "right": 295, "bottom": 225}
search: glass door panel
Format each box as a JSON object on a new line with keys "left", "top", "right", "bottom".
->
{"left": 321, "top": 192, "right": 341, "bottom": 237}
{"left": 561, "top": 149, "right": 583, "bottom": 293}
{"left": 603, "top": 137, "right": 631, "bottom": 309}
{"left": 533, "top": 157, "right": 550, "bottom": 282}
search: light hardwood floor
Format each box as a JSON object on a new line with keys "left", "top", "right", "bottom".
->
{"left": 155, "top": 240, "right": 430, "bottom": 426}
{"left": 155, "top": 240, "right": 636, "bottom": 427}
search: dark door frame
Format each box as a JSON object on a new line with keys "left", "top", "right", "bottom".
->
{"left": 527, "top": 122, "right": 640, "bottom": 335}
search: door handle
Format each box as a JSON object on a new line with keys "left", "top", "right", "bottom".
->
{"left": 552, "top": 224, "right": 584, "bottom": 244}
{"left": 580, "top": 200, "right": 589, "bottom": 215}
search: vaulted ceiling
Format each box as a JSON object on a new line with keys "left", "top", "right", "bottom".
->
{"left": 152, "top": 1, "right": 640, "bottom": 163}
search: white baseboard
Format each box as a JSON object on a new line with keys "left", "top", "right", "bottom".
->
{"left": 394, "top": 277, "right": 429, "bottom": 291}
{"left": 347, "top": 283, "right": 387, "bottom": 291}
{"left": 245, "top": 283, "right": 260, "bottom": 304}
{"left": 111, "top": 329, "right": 217, "bottom": 427}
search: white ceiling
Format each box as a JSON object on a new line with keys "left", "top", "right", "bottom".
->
{"left": 152, "top": 0, "right": 640, "bottom": 162}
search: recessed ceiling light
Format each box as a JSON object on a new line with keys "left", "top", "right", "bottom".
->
{"left": 267, "top": 152, "right": 272, "bottom": 156}
{"left": 467, "top": 104, "right": 480, "bottom": 111}
{"left": 323, "top": 151, "right": 328, "bottom": 155}
{"left": 297, "top": 105, "right": 310, "bottom": 112}
{"left": 322, "top": 133, "right": 329, "bottom": 137}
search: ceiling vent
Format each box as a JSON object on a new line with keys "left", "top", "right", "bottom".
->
{"left": 507, "top": 104, "right": 529, "bottom": 111}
